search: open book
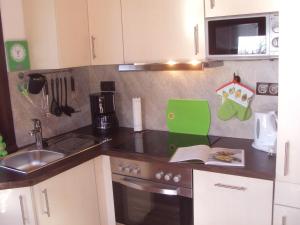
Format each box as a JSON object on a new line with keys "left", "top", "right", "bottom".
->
{"left": 169, "top": 145, "right": 245, "bottom": 167}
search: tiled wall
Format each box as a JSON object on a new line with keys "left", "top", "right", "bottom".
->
{"left": 8, "top": 67, "right": 91, "bottom": 147}
{"left": 89, "top": 60, "right": 278, "bottom": 139}
{"left": 8, "top": 60, "right": 278, "bottom": 147}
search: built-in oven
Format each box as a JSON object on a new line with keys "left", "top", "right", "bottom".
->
{"left": 110, "top": 157, "right": 193, "bottom": 225}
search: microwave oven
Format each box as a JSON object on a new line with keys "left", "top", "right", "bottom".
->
{"left": 206, "top": 13, "right": 279, "bottom": 60}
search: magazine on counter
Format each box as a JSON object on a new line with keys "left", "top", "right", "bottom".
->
{"left": 169, "top": 145, "right": 245, "bottom": 167}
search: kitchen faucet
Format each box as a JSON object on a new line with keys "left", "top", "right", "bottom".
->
{"left": 29, "top": 119, "right": 44, "bottom": 149}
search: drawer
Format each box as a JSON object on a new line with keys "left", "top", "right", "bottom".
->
{"left": 193, "top": 170, "right": 274, "bottom": 225}
{"left": 275, "top": 181, "right": 300, "bottom": 208}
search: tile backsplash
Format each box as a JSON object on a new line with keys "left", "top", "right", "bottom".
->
{"left": 89, "top": 60, "right": 278, "bottom": 139}
{"left": 8, "top": 67, "right": 91, "bottom": 147}
{"left": 8, "top": 60, "right": 278, "bottom": 147}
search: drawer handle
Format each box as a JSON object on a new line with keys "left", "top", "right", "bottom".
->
{"left": 214, "top": 183, "right": 247, "bottom": 191}
{"left": 284, "top": 142, "right": 289, "bottom": 176}
{"left": 210, "top": 0, "right": 215, "bottom": 9}
{"left": 42, "top": 189, "right": 51, "bottom": 217}
{"left": 282, "top": 216, "right": 287, "bottom": 225}
{"left": 19, "top": 195, "right": 26, "bottom": 225}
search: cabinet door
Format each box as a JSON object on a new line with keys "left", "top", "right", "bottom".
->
{"left": 55, "top": 0, "right": 91, "bottom": 68}
{"left": 23, "top": 0, "right": 91, "bottom": 69}
{"left": 0, "top": 187, "right": 37, "bottom": 225}
{"left": 88, "top": 0, "right": 124, "bottom": 65}
{"left": 94, "top": 155, "right": 116, "bottom": 225}
{"left": 33, "top": 160, "right": 100, "bottom": 225}
{"left": 193, "top": 170, "right": 273, "bottom": 225}
{"left": 204, "top": 0, "right": 279, "bottom": 17}
{"left": 122, "top": 0, "right": 205, "bottom": 63}
{"left": 273, "top": 205, "right": 300, "bottom": 225}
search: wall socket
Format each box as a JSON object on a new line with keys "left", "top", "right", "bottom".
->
{"left": 256, "top": 82, "right": 278, "bottom": 96}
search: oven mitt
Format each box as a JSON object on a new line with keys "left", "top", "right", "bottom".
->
{"left": 218, "top": 98, "right": 252, "bottom": 121}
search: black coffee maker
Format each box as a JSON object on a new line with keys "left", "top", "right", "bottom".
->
{"left": 90, "top": 82, "right": 119, "bottom": 134}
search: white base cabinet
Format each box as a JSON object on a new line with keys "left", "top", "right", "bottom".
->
{"left": 193, "top": 170, "right": 273, "bottom": 225}
{"left": 204, "top": 0, "right": 279, "bottom": 17}
{"left": 273, "top": 205, "right": 300, "bottom": 225}
{"left": 32, "top": 160, "right": 100, "bottom": 225}
{"left": 0, "top": 187, "right": 37, "bottom": 225}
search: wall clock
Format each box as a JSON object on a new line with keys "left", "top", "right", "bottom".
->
{"left": 5, "top": 40, "right": 30, "bottom": 72}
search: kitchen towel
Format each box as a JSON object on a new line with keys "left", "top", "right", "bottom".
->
{"left": 132, "top": 97, "right": 143, "bottom": 132}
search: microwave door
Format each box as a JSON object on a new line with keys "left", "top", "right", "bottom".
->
{"left": 208, "top": 17, "right": 267, "bottom": 58}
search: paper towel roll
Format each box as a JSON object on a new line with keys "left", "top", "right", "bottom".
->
{"left": 132, "top": 97, "right": 143, "bottom": 132}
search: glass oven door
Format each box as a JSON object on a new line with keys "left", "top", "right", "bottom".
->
{"left": 112, "top": 174, "right": 193, "bottom": 225}
{"left": 207, "top": 16, "right": 267, "bottom": 57}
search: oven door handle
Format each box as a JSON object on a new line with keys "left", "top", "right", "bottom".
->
{"left": 113, "top": 174, "right": 180, "bottom": 196}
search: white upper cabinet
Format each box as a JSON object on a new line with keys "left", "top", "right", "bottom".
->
{"left": 32, "top": 160, "right": 100, "bottom": 225}
{"left": 121, "top": 0, "right": 205, "bottom": 64}
{"left": 0, "top": 187, "right": 37, "bottom": 225}
{"left": 87, "top": 0, "right": 124, "bottom": 65}
{"left": 194, "top": 170, "right": 273, "bottom": 225}
{"left": 23, "top": 0, "right": 91, "bottom": 70}
{"left": 204, "top": 0, "right": 279, "bottom": 17}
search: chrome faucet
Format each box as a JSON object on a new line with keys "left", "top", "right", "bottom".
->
{"left": 29, "top": 119, "right": 44, "bottom": 149}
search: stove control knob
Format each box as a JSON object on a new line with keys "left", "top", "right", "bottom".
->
{"left": 155, "top": 171, "right": 164, "bottom": 180}
{"left": 132, "top": 167, "right": 140, "bottom": 175}
{"left": 124, "top": 167, "right": 132, "bottom": 173}
{"left": 164, "top": 173, "right": 173, "bottom": 181}
{"left": 173, "top": 175, "right": 182, "bottom": 183}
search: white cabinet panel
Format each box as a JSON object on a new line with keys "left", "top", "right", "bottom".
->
{"left": 275, "top": 182, "right": 300, "bottom": 209}
{"left": 33, "top": 160, "right": 100, "bottom": 225}
{"left": 122, "top": 0, "right": 205, "bottom": 63}
{"left": 273, "top": 205, "right": 300, "bottom": 225}
{"left": 23, "top": 0, "right": 91, "bottom": 69}
{"left": 193, "top": 170, "right": 273, "bottom": 225}
{"left": 0, "top": 187, "right": 37, "bottom": 225}
{"left": 87, "top": 0, "right": 124, "bottom": 65}
{"left": 204, "top": 0, "right": 279, "bottom": 17}
{"left": 94, "top": 155, "right": 116, "bottom": 225}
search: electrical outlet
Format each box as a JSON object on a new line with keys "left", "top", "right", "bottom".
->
{"left": 256, "top": 82, "right": 278, "bottom": 96}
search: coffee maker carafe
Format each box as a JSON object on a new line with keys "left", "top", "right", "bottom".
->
{"left": 90, "top": 82, "right": 119, "bottom": 134}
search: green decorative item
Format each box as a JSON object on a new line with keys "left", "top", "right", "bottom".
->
{"left": 5, "top": 40, "right": 30, "bottom": 72}
{"left": 218, "top": 98, "right": 252, "bottom": 121}
{"left": 166, "top": 99, "right": 211, "bottom": 136}
{"left": 0, "top": 135, "right": 8, "bottom": 157}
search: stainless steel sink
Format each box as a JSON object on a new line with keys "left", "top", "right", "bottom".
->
{"left": 0, "top": 150, "right": 65, "bottom": 174}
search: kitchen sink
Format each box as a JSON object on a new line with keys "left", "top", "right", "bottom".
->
{"left": 0, "top": 150, "right": 65, "bottom": 174}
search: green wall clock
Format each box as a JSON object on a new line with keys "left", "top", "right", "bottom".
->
{"left": 5, "top": 40, "right": 31, "bottom": 72}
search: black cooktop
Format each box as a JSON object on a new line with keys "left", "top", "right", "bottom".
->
{"left": 113, "top": 130, "right": 221, "bottom": 158}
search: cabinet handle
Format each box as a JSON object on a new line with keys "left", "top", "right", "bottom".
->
{"left": 19, "top": 195, "right": 26, "bottom": 225}
{"left": 194, "top": 24, "right": 199, "bottom": 55}
{"left": 282, "top": 216, "right": 287, "bottom": 225}
{"left": 210, "top": 0, "right": 215, "bottom": 9}
{"left": 42, "top": 189, "right": 51, "bottom": 217}
{"left": 214, "top": 183, "right": 247, "bottom": 191}
{"left": 284, "top": 142, "right": 289, "bottom": 176}
{"left": 91, "top": 36, "right": 97, "bottom": 59}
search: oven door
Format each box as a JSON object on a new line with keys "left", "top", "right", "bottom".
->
{"left": 112, "top": 174, "right": 193, "bottom": 225}
{"left": 206, "top": 15, "right": 268, "bottom": 59}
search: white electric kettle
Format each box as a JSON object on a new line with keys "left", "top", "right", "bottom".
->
{"left": 252, "top": 111, "right": 278, "bottom": 154}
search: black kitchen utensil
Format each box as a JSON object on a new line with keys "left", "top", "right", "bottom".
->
{"left": 60, "top": 77, "right": 63, "bottom": 108}
{"left": 61, "top": 77, "right": 75, "bottom": 116}
{"left": 28, "top": 73, "right": 46, "bottom": 94}
{"left": 50, "top": 78, "right": 62, "bottom": 116}
{"left": 71, "top": 76, "right": 81, "bottom": 112}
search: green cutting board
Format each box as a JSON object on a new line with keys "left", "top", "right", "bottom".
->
{"left": 166, "top": 99, "right": 211, "bottom": 135}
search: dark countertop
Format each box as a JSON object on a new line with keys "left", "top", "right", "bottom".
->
{"left": 0, "top": 126, "right": 276, "bottom": 190}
